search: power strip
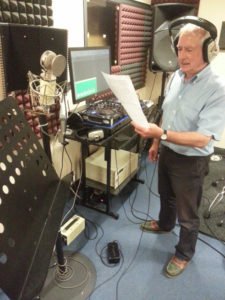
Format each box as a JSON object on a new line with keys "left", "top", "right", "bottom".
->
{"left": 61, "top": 215, "right": 85, "bottom": 245}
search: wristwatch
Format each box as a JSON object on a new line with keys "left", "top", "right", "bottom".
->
{"left": 160, "top": 129, "right": 168, "bottom": 141}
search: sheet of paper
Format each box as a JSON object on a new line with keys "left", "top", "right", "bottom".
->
{"left": 102, "top": 72, "right": 150, "bottom": 128}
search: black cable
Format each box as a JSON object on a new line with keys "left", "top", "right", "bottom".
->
{"left": 172, "top": 223, "right": 225, "bottom": 259}
{"left": 115, "top": 222, "right": 144, "bottom": 300}
{"left": 130, "top": 159, "right": 158, "bottom": 221}
{"left": 64, "top": 144, "right": 73, "bottom": 174}
{"left": 74, "top": 207, "right": 99, "bottom": 241}
{"left": 122, "top": 153, "right": 158, "bottom": 223}
{"left": 73, "top": 209, "right": 126, "bottom": 300}
{"left": 88, "top": 246, "right": 124, "bottom": 300}
{"left": 114, "top": 155, "right": 158, "bottom": 300}
{"left": 197, "top": 236, "right": 225, "bottom": 259}
{"left": 199, "top": 195, "right": 225, "bottom": 246}
{"left": 148, "top": 72, "right": 158, "bottom": 100}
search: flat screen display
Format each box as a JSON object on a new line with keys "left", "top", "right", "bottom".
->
{"left": 68, "top": 46, "right": 111, "bottom": 103}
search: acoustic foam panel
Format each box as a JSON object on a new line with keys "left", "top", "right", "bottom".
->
{"left": 117, "top": 4, "right": 152, "bottom": 89}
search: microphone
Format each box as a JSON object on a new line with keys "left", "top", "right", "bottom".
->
{"left": 39, "top": 50, "right": 66, "bottom": 106}
{"left": 39, "top": 76, "right": 56, "bottom": 106}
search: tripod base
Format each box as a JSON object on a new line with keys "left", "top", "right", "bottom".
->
{"left": 40, "top": 251, "right": 96, "bottom": 300}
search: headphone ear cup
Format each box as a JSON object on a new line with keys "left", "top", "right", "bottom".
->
{"left": 206, "top": 39, "right": 219, "bottom": 63}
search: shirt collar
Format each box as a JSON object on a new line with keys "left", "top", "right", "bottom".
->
{"left": 178, "top": 64, "right": 211, "bottom": 83}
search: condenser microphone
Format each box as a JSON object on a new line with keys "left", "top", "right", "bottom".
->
{"left": 39, "top": 50, "right": 66, "bottom": 106}
{"left": 39, "top": 76, "right": 57, "bottom": 106}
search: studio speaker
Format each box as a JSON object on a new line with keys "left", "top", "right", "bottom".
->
{"left": 149, "top": 3, "right": 197, "bottom": 72}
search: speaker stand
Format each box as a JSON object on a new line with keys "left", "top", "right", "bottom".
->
{"left": 158, "top": 71, "right": 167, "bottom": 109}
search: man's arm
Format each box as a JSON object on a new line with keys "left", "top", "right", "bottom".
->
{"left": 131, "top": 122, "right": 212, "bottom": 148}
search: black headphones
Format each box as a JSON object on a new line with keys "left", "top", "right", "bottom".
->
{"left": 168, "top": 16, "right": 218, "bottom": 63}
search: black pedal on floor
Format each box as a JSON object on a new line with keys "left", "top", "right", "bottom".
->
{"left": 107, "top": 241, "right": 120, "bottom": 264}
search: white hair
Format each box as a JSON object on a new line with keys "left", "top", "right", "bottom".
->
{"left": 179, "top": 23, "right": 211, "bottom": 45}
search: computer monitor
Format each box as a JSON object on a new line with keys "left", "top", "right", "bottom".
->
{"left": 68, "top": 46, "right": 111, "bottom": 104}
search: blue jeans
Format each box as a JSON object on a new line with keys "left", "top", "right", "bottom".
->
{"left": 158, "top": 146, "right": 210, "bottom": 261}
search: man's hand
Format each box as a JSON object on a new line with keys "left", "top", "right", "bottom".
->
{"left": 131, "top": 121, "right": 163, "bottom": 139}
{"left": 149, "top": 142, "right": 159, "bottom": 162}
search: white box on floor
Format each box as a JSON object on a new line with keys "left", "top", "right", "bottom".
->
{"left": 85, "top": 147, "right": 139, "bottom": 189}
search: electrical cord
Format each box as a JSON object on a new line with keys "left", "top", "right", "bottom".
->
{"left": 172, "top": 222, "right": 225, "bottom": 259}
{"left": 74, "top": 207, "right": 99, "bottom": 242}
{"left": 121, "top": 153, "right": 158, "bottom": 223}
{"left": 60, "top": 145, "right": 81, "bottom": 227}
{"left": 115, "top": 151, "right": 225, "bottom": 300}
{"left": 74, "top": 207, "right": 106, "bottom": 258}
{"left": 88, "top": 245, "right": 124, "bottom": 300}
{"left": 148, "top": 72, "right": 158, "bottom": 100}
{"left": 115, "top": 221, "right": 144, "bottom": 300}
{"left": 113, "top": 155, "right": 157, "bottom": 300}
{"left": 200, "top": 194, "right": 225, "bottom": 245}
{"left": 130, "top": 160, "right": 158, "bottom": 222}
{"left": 73, "top": 208, "right": 125, "bottom": 300}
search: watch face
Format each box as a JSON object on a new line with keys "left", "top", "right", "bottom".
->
{"left": 161, "top": 134, "right": 167, "bottom": 141}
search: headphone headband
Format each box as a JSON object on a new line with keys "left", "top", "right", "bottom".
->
{"left": 169, "top": 16, "right": 217, "bottom": 40}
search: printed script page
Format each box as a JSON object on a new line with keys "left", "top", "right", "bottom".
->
{"left": 102, "top": 72, "right": 150, "bottom": 128}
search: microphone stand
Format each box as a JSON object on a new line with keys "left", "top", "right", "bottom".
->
{"left": 38, "top": 113, "right": 67, "bottom": 275}
{"left": 32, "top": 67, "right": 96, "bottom": 298}
{"left": 37, "top": 100, "right": 96, "bottom": 300}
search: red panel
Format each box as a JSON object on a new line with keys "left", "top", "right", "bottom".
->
{"left": 13, "top": 90, "right": 60, "bottom": 138}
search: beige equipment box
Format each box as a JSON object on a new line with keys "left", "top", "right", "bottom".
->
{"left": 85, "top": 147, "right": 139, "bottom": 189}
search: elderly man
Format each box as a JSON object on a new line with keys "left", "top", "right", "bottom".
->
{"left": 132, "top": 17, "right": 225, "bottom": 277}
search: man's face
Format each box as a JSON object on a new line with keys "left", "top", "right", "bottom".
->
{"left": 177, "top": 33, "right": 207, "bottom": 79}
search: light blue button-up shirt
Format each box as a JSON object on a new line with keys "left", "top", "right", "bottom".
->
{"left": 161, "top": 65, "right": 225, "bottom": 156}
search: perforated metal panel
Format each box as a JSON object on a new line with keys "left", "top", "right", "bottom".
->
{"left": 0, "top": 96, "right": 68, "bottom": 300}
